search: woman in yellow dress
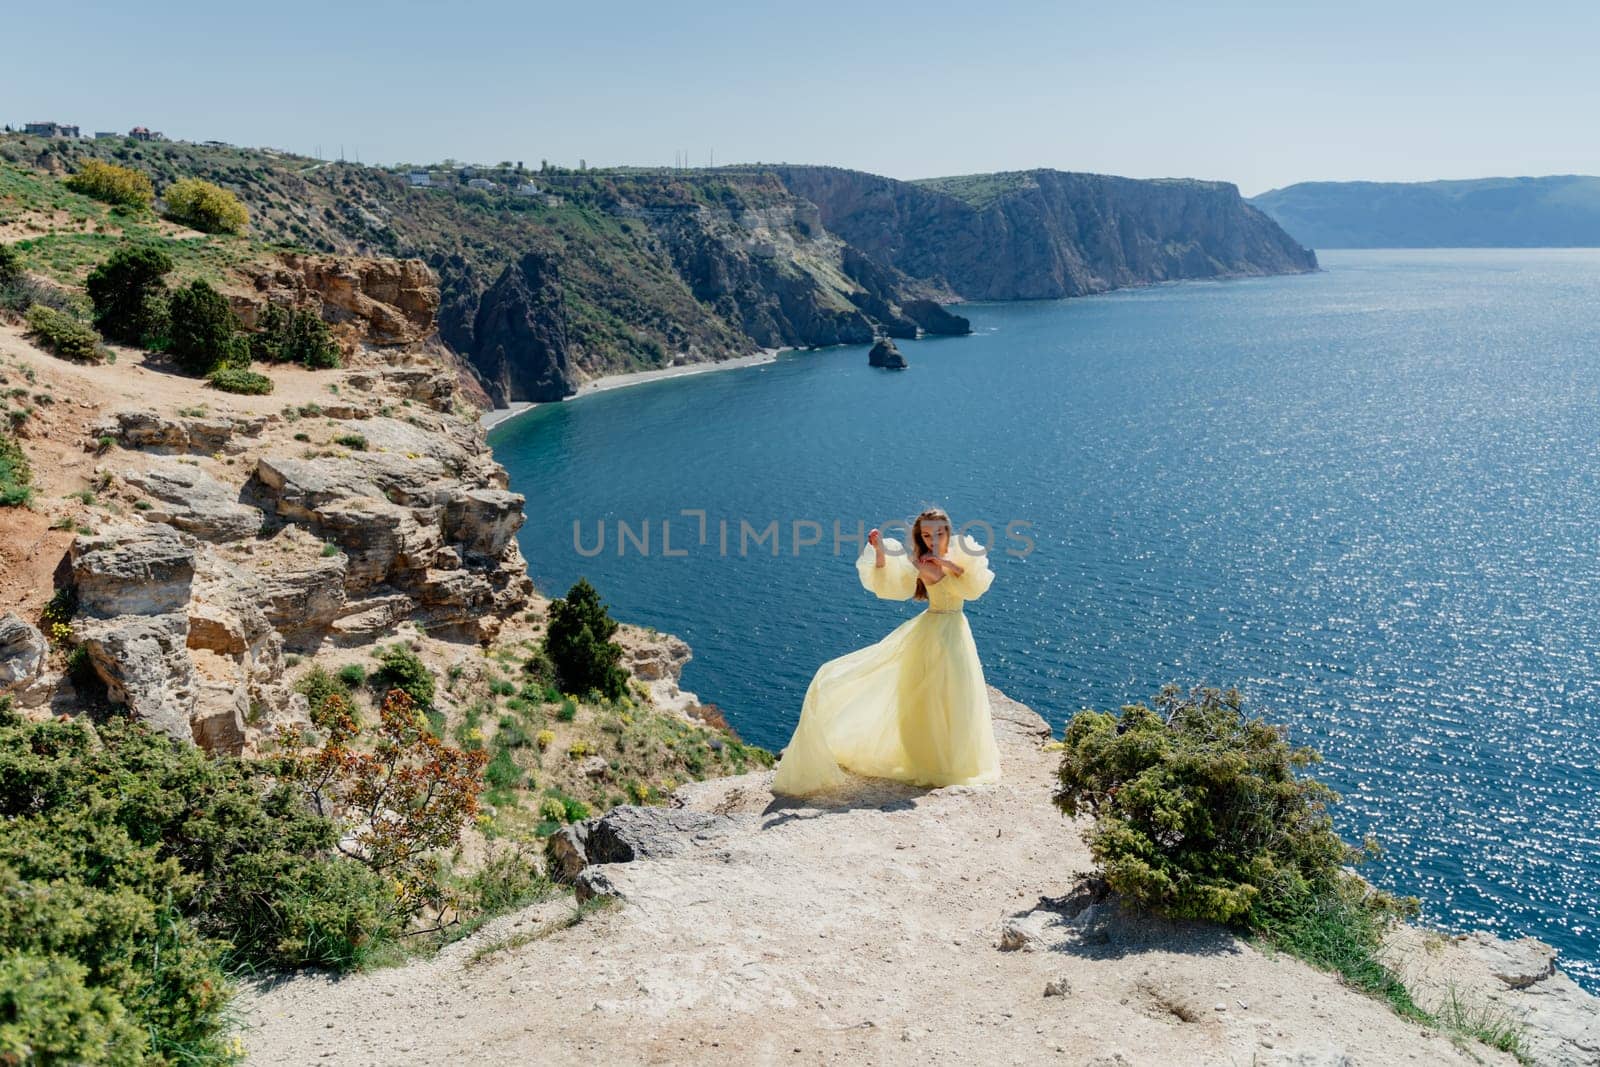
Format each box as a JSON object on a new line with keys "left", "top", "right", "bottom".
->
{"left": 771, "top": 507, "right": 1001, "bottom": 795}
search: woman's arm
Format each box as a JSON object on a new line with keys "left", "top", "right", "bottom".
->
{"left": 869, "top": 527, "right": 887, "bottom": 568}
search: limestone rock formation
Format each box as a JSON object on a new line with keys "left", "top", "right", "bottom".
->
{"left": 122, "top": 459, "right": 263, "bottom": 542}
{"left": 235, "top": 253, "right": 439, "bottom": 349}
{"left": 615, "top": 625, "right": 699, "bottom": 717}
{"left": 0, "top": 613, "right": 50, "bottom": 707}
{"left": 71, "top": 524, "right": 199, "bottom": 741}
{"left": 868, "top": 337, "right": 908, "bottom": 369}
{"left": 41, "top": 340, "right": 533, "bottom": 751}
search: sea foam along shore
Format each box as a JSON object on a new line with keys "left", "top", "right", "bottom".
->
{"left": 480, "top": 348, "right": 784, "bottom": 432}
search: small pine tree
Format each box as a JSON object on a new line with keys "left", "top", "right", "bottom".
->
{"left": 85, "top": 243, "right": 172, "bottom": 346}
{"left": 0, "top": 243, "right": 21, "bottom": 290}
{"left": 543, "top": 578, "right": 628, "bottom": 701}
{"left": 167, "top": 280, "right": 242, "bottom": 376}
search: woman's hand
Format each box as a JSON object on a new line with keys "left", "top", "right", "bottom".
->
{"left": 868, "top": 527, "right": 886, "bottom": 568}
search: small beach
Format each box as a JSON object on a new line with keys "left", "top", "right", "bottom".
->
{"left": 480, "top": 348, "right": 783, "bottom": 431}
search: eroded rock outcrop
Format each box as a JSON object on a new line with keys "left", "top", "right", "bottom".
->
{"left": 868, "top": 337, "right": 907, "bottom": 369}
{"left": 71, "top": 524, "right": 199, "bottom": 741}
{"left": 235, "top": 253, "right": 439, "bottom": 349}
{"left": 47, "top": 333, "right": 533, "bottom": 750}
{"left": 0, "top": 613, "right": 51, "bottom": 708}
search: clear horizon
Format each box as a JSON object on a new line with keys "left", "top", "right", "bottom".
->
{"left": 7, "top": 0, "right": 1598, "bottom": 197}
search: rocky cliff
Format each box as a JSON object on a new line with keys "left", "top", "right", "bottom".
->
{"left": 4, "top": 139, "right": 1315, "bottom": 412}
{"left": 0, "top": 241, "right": 528, "bottom": 749}
{"left": 774, "top": 166, "right": 1319, "bottom": 301}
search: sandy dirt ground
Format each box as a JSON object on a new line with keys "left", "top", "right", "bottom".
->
{"left": 236, "top": 690, "right": 1511, "bottom": 1067}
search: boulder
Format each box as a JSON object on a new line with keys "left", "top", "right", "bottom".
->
{"left": 547, "top": 805, "right": 737, "bottom": 883}
{"left": 0, "top": 613, "right": 49, "bottom": 704}
{"left": 0, "top": 613, "right": 47, "bottom": 690}
{"left": 94, "top": 410, "right": 271, "bottom": 455}
{"left": 443, "top": 488, "right": 524, "bottom": 559}
{"left": 122, "top": 459, "right": 263, "bottom": 542}
{"left": 76, "top": 613, "right": 197, "bottom": 742}
{"left": 71, "top": 524, "right": 195, "bottom": 618}
{"left": 868, "top": 337, "right": 907, "bottom": 369}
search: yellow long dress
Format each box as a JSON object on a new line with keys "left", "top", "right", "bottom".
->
{"left": 771, "top": 535, "right": 1001, "bottom": 795}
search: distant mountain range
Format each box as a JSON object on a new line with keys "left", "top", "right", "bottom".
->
{"left": 1250, "top": 176, "right": 1600, "bottom": 248}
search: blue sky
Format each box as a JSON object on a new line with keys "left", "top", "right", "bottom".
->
{"left": 8, "top": 0, "right": 1598, "bottom": 194}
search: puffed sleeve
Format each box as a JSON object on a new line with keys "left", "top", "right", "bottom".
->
{"left": 857, "top": 537, "right": 919, "bottom": 601}
{"left": 941, "top": 534, "right": 995, "bottom": 601}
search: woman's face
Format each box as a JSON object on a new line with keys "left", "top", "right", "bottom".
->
{"left": 920, "top": 518, "right": 950, "bottom": 555}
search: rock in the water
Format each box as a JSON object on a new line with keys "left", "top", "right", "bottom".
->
{"left": 868, "top": 337, "right": 907, "bottom": 369}
{"left": 901, "top": 298, "right": 972, "bottom": 336}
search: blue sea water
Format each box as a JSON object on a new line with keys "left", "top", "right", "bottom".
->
{"left": 490, "top": 249, "right": 1600, "bottom": 989}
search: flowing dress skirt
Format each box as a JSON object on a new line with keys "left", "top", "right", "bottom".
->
{"left": 771, "top": 608, "right": 1001, "bottom": 795}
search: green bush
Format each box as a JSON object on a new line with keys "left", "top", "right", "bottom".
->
{"left": 0, "top": 710, "right": 401, "bottom": 1064}
{"left": 0, "top": 434, "right": 31, "bottom": 507}
{"left": 371, "top": 645, "right": 436, "bottom": 713}
{"left": 462, "top": 849, "right": 552, "bottom": 915}
{"left": 522, "top": 648, "right": 558, "bottom": 687}
{"left": 484, "top": 745, "right": 522, "bottom": 791}
{"left": 251, "top": 302, "right": 341, "bottom": 369}
{"left": 543, "top": 578, "right": 628, "bottom": 701}
{"left": 86, "top": 243, "right": 172, "bottom": 347}
{"left": 336, "top": 663, "right": 367, "bottom": 689}
{"left": 168, "top": 280, "right": 242, "bottom": 376}
{"left": 334, "top": 433, "right": 367, "bottom": 451}
{"left": 0, "top": 951, "right": 145, "bottom": 1067}
{"left": 296, "top": 664, "right": 352, "bottom": 717}
{"left": 1056, "top": 686, "right": 1363, "bottom": 924}
{"left": 1056, "top": 686, "right": 1422, "bottom": 1009}
{"left": 25, "top": 304, "right": 105, "bottom": 363}
{"left": 65, "top": 160, "right": 155, "bottom": 209}
{"left": 207, "top": 367, "right": 273, "bottom": 395}
{"left": 0, "top": 243, "right": 20, "bottom": 290}
{"left": 163, "top": 178, "right": 249, "bottom": 235}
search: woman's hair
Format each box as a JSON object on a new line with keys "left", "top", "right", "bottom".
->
{"left": 910, "top": 507, "right": 951, "bottom": 602}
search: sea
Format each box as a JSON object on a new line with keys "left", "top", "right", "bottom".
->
{"left": 490, "top": 249, "right": 1600, "bottom": 989}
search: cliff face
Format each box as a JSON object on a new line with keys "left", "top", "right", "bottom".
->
{"left": 464, "top": 252, "right": 577, "bottom": 404}
{"left": 774, "top": 166, "right": 1318, "bottom": 301}
{"left": 1, "top": 138, "right": 1318, "bottom": 411}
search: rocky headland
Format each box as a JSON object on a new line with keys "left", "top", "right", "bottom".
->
{"left": 3, "top": 137, "right": 1313, "bottom": 415}
{"left": 239, "top": 690, "right": 1598, "bottom": 1067}
{"left": 2, "top": 142, "right": 1589, "bottom": 1067}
